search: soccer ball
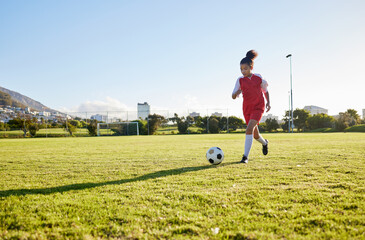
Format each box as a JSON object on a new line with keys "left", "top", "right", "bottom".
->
{"left": 206, "top": 147, "right": 224, "bottom": 165}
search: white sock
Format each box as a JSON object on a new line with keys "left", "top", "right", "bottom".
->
{"left": 255, "top": 134, "right": 267, "bottom": 145}
{"left": 244, "top": 134, "right": 253, "bottom": 157}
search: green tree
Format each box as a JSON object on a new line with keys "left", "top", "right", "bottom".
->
{"left": 228, "top": 116, "right": 245, "bottom": 131}
{"left": 7, "top": 117, "right": 32, "bottom": 137}
{"left": 345, "top": 109, "right": 361, "bottom": 125}
{"left": 281, "top": 122, "right": 289, "bottom": 132}
{"left": 70, "top": 120, "right": 82, "bottom": 128}
{"left": 306, "top": 114, "right": 335, "bottom": 130}
{"left": 335, "top": 112, "right": 352, "bottom": 131}
{"left": 28, "top": 123, "right": 39, "bottom": 137}
{"left": 132, "top": 120, "right": 148, "bottom": 135}
{"left": 293, "top": 108, "right": 310, "bottom": 132}
{"left": 258, "top": 122, "right": 267, "bottom": 132}
{"left": 64, "top": 122, "right": 77, "bottom": 136}
{"left": 193, "top": 116, "right": 203, "bottom": 128}
{"left": 197, "top": 116, "right": 207, "bottom": 129}
{"left": 265, "top": 118, "right": 280, "bottom": 132}
{"left": 282, "top": 110, "right": 291, "bottom": 132}
{"left": 87, "top": 120, "right": 98, "bottom": 136}
{"left": 0, "top": 122, "right": 9, "bottom": 131}
{"left": 148, "top": 114, "right": 165, "bottom": 135}
{"left": 219, "top": 117, "right": 229, "bottom": 131}
{"left": 175, "top": 114, "right": 189, "bottom": 134}
{"left": 208, "top": 118, "right": 220, "bottom": 133}
{"left": 80, "top": 121, "right": 88, "bottom": 128}
{"left": 168, "top": 113, "right": 179, "bottom": 124}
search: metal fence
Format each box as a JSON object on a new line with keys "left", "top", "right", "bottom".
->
{"left": 0, "top": 108, "right": 245, "bottom": 138}
{"left": 64, "top": 108, "right": 234, "bottom": 123}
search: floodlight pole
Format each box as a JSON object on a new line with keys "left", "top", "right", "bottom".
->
{"left": 286, "top": 54, "right": 294, "bottom": 133}
{"left": 288, "top": 92, "right": 291, "bottom": 132}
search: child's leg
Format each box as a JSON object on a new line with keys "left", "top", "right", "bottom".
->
{"left": 244, "top": 119, "right": 258, "bottom": 157}
{"left": 253, "top": 126, "right": 267, "bottom": 145}
{"left": 253, "top": 125, "right": 269, "bottom": 155}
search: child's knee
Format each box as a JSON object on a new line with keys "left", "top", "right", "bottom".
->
{"left": 246, "top": 128, "right": 254, "bottom": 135}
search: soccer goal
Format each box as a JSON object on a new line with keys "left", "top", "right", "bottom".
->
{"left": 97, "top": 122, "right": 139, "bottom": 136}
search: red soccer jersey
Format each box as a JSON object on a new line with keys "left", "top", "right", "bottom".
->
{"left": 239, "top": 73, "right": 265, "bottom": 107}
{"left": 232, "top": 73, "right": 268, "bottom": 123}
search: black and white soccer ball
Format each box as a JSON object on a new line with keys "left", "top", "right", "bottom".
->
{"left": 206, "top": 147, "right": 224, "bottom": 165}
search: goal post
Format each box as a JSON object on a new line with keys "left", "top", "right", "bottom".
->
{"left": 97, "top": 122, "right": 139, "bottom": 136}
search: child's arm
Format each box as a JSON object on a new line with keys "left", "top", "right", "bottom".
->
{"left": 261, "top": 79, "right": 271, "bottom": 112}
{"left": 232, "top": 89, "right": 241, "bottom": 99}
{"left": 264, "top": 91, "right": 271, "bottom": 112}
{"left": 232, "top": 78, "right": 241, "bottom": 99}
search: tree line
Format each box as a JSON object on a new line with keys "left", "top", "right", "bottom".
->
{"left": 281, "top": 108, "right": 364, "bottom": 132}
{"left": 1, "top": 109, "right": 364, "bottom": 137}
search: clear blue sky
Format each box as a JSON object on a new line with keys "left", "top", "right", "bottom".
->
{"left": 1, "top": 0, "right": 364, "bottom": 118}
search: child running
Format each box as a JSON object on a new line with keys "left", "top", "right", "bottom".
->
{"left": 232, "top": 50, "right": 271, "bottom": 163}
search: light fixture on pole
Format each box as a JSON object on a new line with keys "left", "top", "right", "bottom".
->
{"left": 286, "top": 54, "right": 294, "bottom": 133}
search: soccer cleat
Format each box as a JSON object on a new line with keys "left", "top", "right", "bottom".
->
{"left": 240, "top": 155, "right": 248, "bottom": 163}
{"left": 262, "top": 139, "right": 269, "bottom": 155}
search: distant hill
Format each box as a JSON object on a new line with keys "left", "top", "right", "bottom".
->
{"left": 0, "top": 91, "right": 26, "bottom": 108}
{"left": 0, "top": 86, "right": 58, "bottom": 112}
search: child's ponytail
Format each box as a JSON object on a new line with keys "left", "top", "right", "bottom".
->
{"left": 240, "top": 50, "right": 258, "bottom": 67}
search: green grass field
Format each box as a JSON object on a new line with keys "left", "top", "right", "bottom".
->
{"left": 0, "top": 133, "right": 364, "bottom": 239}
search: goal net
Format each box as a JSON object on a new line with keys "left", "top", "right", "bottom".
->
{"left": 97, "top": 122, "right": 139, "bottom": 136}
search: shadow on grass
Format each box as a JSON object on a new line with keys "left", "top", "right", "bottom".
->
{"left": 0, "top": 162, "right": 240, "bottom": 197}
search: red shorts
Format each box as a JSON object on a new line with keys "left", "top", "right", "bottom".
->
{"left": 243, "top": 104, "right": 265, "bottom": 124}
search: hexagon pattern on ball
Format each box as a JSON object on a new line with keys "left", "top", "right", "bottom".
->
{"left": 206, "top": 147, "right": 224, "bottom": 165}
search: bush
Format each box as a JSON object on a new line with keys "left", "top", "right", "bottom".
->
{"left": 345, "top": 124, "right": 365, "bottom": 132}
{"left": 177, "top": 121, "right": 189, "bottom": 134}
{"left": 310, "top": 127, "right": 338, "bottom": 133}
{"left": 132, "top": 120, "right": 148, "bottom": 135}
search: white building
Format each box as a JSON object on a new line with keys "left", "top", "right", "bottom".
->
{"left": 137, "top": 102, "right": 150, "bottom": 120}
{"left": 39, "top": 111, "right": 51, "bottom": 117}
{"left": 304, "top": 105, "right": 328, "bottom": 115}
{"left": 91, "top": 114, "right": 107, "bottom": 122}
{"left": 211, "top": 112, "right": 222, "bottom": 117}
{"left": 189, "top": 112, "right": 200, "bottom": 117}
{"left": 260, "top": 114, "right": 279, "bottom": 123}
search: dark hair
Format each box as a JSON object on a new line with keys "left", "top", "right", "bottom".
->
{"left": 240, "top": 50, "right": 258, "bottom": 67}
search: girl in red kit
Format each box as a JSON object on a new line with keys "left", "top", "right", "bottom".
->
{"left": 232, "top": 50, "right": 271, "bottom": 163}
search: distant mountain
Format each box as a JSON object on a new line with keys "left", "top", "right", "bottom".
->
{"left": 0, "top": 86, "right": 58, "bottom": 112}
{"left": 0, "top": 91, "right": 26, "bottom": 108}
